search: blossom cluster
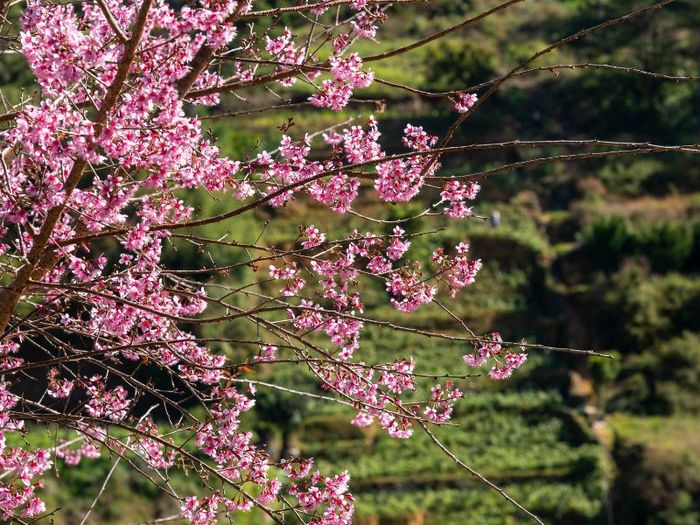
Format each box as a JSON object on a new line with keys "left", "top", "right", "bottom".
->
{"left": 424, "top": 381, "right": 464, "bottom": 423}
{"left": 184, "top": 385, "right": 354, "bottom": 524}
{"left": 432, "top": 242, "right": 483, "bottom": 298}
{"left": 310, "top": 52, "right": 374, "bottom": 111}
{"left": 0, "top": 340, "right": 22, "bottom": 371}
{"left": 441, "top": 180, "right": 481, "bottom": 218}
{"left": 0, "top": 385, "right": 52, "bottom": 519}
{"left": 0, "top": 0, "right": 522, "bottom": 522}
{"left": 316, "top": 361, "right": 416, "bottom": 438}
{"left": 264, "top": 2, "right": 379, "bottom": 110}
{"left": 280, "top": 226, "right": 422, "bottom": 359}
{"left": 463, "top": 332, "right": 528, "bottom": 379}
{"left": 453, "top": 92, "right": 479, "bottom": 113}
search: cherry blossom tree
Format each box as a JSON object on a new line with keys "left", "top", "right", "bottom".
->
{"left": 0, "top": 0, "right": 692, "bottom": 523}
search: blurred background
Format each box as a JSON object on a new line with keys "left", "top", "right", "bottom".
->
{"left": 2, "top": 0, "right": 700, "bottom": 523}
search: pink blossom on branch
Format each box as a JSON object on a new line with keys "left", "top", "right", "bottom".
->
{"left": 0, "top": 0, "right": 549, "bottom": 522}
{"left": 463, "top": 333, "right": 528, "bottom": 379}
{"left": 453, "top": 92, "right": 479, "bottom": 113}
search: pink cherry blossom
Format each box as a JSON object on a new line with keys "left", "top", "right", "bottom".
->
{"left": 453, "top": 92, "right": 479, "bottom": 113}
{"left": 0, "top": 1, "right": 550, "bottom": 522}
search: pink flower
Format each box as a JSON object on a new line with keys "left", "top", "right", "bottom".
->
{"left": 386, "top": 271, "right": 436, "bottom": 312}
{"left": 308, "top": 174, "right": 360, "bottom": 213}
{"left": 402, "top": 124, "right": 437, "bottom": 151}
{"left": 453, "top": 92, "right": 478, "bottom": 113}
{"left": 47, "top": 368, "right": 74, "bottom": 398}
{"left": 386, "top": 227, "right": 410, "bottom": 260}
{"left": 375, "top": 159, "right": 423, "bottom": 203}
{"left": 302, "top": 225, "right": 327, "bottom": 249}
{"left": 464, "top": 334, "right": 528, "bottom": 380}
{"left": 255, "top": 345, "right": 278, "bottom": 362}
{"left": 352, "top": 11, "right": 378, "bottom": 39}
{"left": 367, "top": 256, "right": 392, "bottom": 274}
{"left": 22, "top": 497, "right": 46, "bottom": 517}
{"left": 85, "top": 377, "right": 130, "bottom": 421}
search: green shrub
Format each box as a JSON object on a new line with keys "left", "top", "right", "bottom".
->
{"left": 687, "top": 220, "right": 700, "bottom": 272}
{"left": 603, "top": 272, "right": 700, "bottom": 350}
{"left": 628, "top": 332, "right": 700, "bottom": 414}
{"left": 582, "top": 218, "right": 694, "bottom": 273}
{"left": 597, "top": 159, "right": 662, "bottom": 196}
{"left": 582, "top": 216, "right": 636, "bottom": 272}
{"left": 425, "top": 40, "right": 497, "bottom": 91}
{"left": 638, "top": 222, "right": 693, "bottom": 273}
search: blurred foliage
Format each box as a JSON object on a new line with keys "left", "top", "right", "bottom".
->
{"left": 582, "top": 217, "right": 696, "bottom": 274}
{"left": 609, "top": 414, "right": 700, "bottom": 524}
{"left": 622, "top": 332, "right": 700, "bottom": 415}
{"left": 603, "top": 272, "right": 700, "bottom": 351}
{"left": 425, "top": 40, "right": 498, "bottom": 91}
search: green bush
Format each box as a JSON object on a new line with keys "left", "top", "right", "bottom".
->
{"left": 597, "top": 159, "right": 662, "bottom": 196}
{"left": 638, "top": 222, "right": 694, "bottom": 273}
{"left": 603, "top": 272, "right": 700, "bottom": 350}
{"left": 582, "top": 216, "right": 636, "bottom": 272}
{"left": 425, "top": 40, "right": 497, "bottom": 91}
{"left": 582, "top": 217, "right": 695, "bottom": 273}
{"left": 627, "top": 332, "right": 700, "bottom": 414}
{"left": 687, "top": 220, "right": 700, "bottom": 272}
